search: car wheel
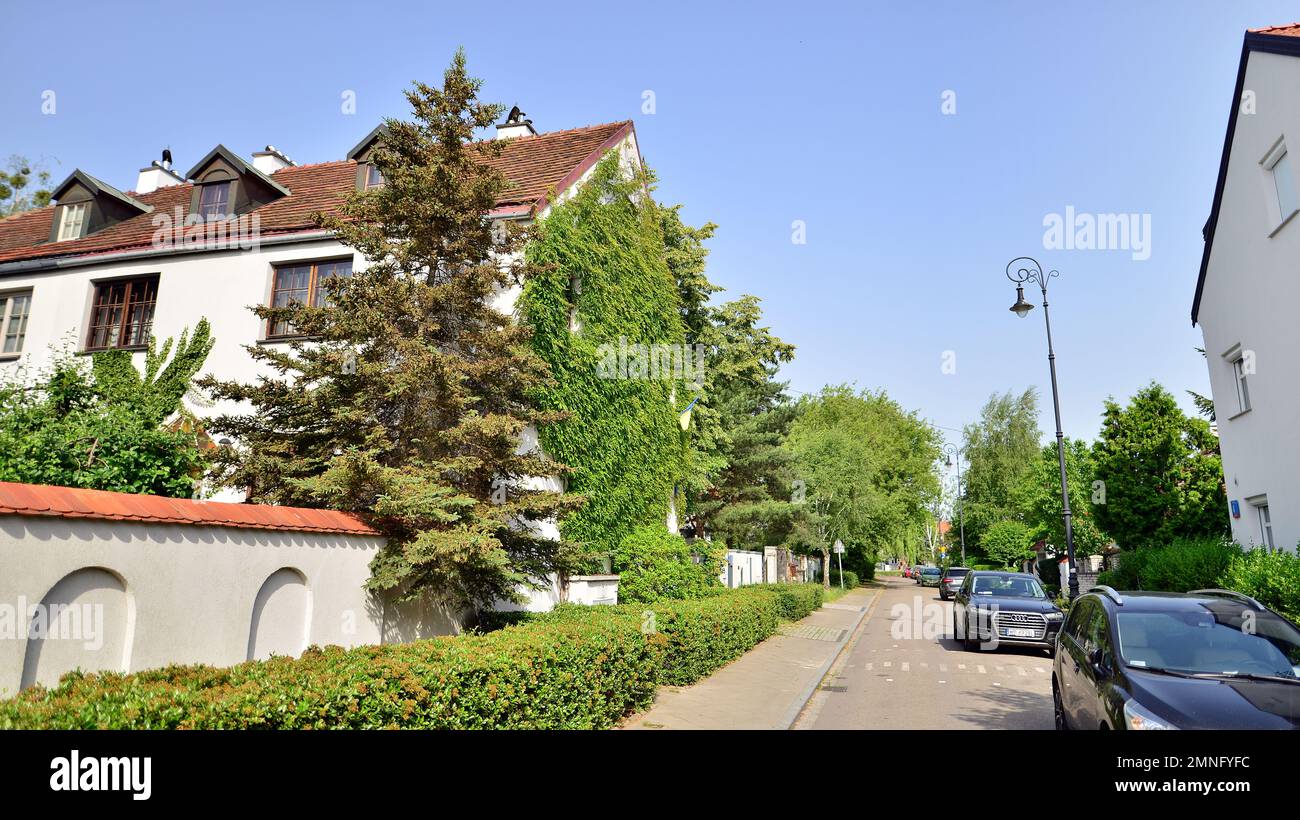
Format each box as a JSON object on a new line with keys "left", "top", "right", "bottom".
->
{"left": 1053, "top": 678, "right": 1068, "bottom": 731}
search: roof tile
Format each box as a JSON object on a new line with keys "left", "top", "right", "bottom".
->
{"left": 0, "top": 481, "right": 379, "bottom": 536}
{"left": 0, "top": 121, "right": 632, "bottom": 266}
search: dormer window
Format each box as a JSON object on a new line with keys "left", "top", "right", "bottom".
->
{"left": 47, "top": 169, "right": 152, "bottom": 244}
{"left": 57, "top": 202, "right": 88, "bottom": 241}
{"left": 363, "top": 164, "right": 384, "bottom": 191}
{"left": 184, "top": 145, "right": 291, "bottom": 221}
{"left": 198, "top": 181, "right": 231, "bottom": 220}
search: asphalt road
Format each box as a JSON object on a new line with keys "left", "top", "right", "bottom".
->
{"left": 797, "top": 575, "right": 1055, "bottom": 729}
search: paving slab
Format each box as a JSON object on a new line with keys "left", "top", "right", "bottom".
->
{"left": 622, "top": 586, "right": 876, "bottom": 730}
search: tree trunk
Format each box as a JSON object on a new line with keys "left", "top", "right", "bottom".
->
{"left": 822, "top": 546, "right": 831, "bottom": 589}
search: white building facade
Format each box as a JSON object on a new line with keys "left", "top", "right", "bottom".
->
{"left": 0, "top": 116, "right": 644, "bottom": 615}
{"left": 1194, "top": 25, "right": 1300, "bottom": 552}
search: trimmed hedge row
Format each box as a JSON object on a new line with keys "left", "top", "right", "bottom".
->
{"left": 0, "top": 583, "right": 824, "bottom": 729}
{"left": 1096, "top": 537, "right": 1300, "bottom": 624}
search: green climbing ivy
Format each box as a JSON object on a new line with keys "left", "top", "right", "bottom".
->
{"left": 519, "top": 155, "right": 690, "bottom": 560}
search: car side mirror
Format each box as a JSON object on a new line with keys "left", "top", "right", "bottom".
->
{"left": 1089, "top": 648, "right": 1109, "bottom": 678}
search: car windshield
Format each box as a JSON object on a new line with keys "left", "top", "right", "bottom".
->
{"left": 972, "top": 576, "right": 1045, "bottom": 598}
{"left": 1117, "top": 608, "right": 1300, "bottom": 679}
{"left": 945, "top": 569, "right": 968, "bottom": 577}
{"left": 921, "top": 568, "right": 941, "bottom": 576}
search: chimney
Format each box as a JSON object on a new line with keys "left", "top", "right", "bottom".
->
{"left": 251, "top": 145, "right": 295, "bottom": 174}
{"left": 495, "top": 105, "right": 537, "bottom": 140}
{"left": 135, "top": 149, "right": 184, "bottom": 194}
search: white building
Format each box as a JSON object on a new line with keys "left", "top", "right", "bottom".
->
{"left": 0, "top": 114, "right": 643, "bottom": 615}
{"left": 1193, "top": 24, "right": 1300, "bottom": 552}
{"left": 0, "top": 115, "right": 641, "bottom": 417}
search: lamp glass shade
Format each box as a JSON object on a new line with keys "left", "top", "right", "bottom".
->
{"left": 1010, "top": 286, "right": 1034, "bottom": 318}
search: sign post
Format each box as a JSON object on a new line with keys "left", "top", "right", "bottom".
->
{"left": 833, "top": 539, "right": 845, "bottom": 589}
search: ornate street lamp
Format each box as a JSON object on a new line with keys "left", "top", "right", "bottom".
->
{"left": 1005, "top": 257, "right": 1079, "bottom": 600}
{"left": 942, "top": 442, "right": 967, "bottom": 566}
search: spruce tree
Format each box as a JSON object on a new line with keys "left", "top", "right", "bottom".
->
{"left": 203, "top": 51, "right": 580, "bottom": 610}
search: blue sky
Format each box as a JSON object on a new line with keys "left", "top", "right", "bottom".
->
{"left": 3, "top": 0, "right": 1292, "bottom": 444}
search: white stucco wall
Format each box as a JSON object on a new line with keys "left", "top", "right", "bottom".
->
{"left": 720, "top": 550, "right": 764, "bottom": 588}
{"left": 0, "top": 514, "right": 464, "bottom": 696}
{"left": 1198, "top": 49, "right": 1300, "bottom": 552}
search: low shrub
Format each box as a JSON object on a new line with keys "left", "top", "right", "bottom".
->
{"left": 613, "top": 526, "right": 723, "bottom": 604}
{"left": 0, "top": 583, "right": 825, "bottom": 729}
{"left": 1097, "top": 536, "right": 1238, "bottom": 592}
{"left": 1220, "top": 548, "right": 1300, "bottom": 623}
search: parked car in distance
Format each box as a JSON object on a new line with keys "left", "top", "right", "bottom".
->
{"left": 1053, "top": 587, "right": 1300, "bottom": 730}
{"left": 952, "top": 571, "right": 1064, "bottom": 654}
{"left": 919, "top": 566, "right": 943, "bottom": 587}
{"left": 939, "top": 567, "right": 969, "bottom": 600}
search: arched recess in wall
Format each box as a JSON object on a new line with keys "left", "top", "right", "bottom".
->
{"left": 246, "top": 568, "right": 311, "bottom": 661}
{"left": 21, "top": 567, "right": 134, "bottom": 691}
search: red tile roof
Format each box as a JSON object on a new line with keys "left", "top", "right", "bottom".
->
{"left": 0, "top": 121, "right": 633, "bottom": 266}
{"left": 1250, "top": 23, "right": 1300, "bottom": 36}
{"left": 0, "top": 481, "right": 379, "bottom": 536}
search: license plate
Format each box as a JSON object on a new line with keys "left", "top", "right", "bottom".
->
{"left": 1004, "top": 627, "right": 1037, "bottom": 638}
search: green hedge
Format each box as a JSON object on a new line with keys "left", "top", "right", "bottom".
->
{"left": 1221, "top": 548, "right": 1300, "bottom": 623}
{"left": 1097, "top": 536, "right": 1239, "bottom": 593}
{"left": 0, "top": 583, "right": 824, "bottom": 729}
{"left": 1095, "top": 538, "right": 1300, "bottom": 624}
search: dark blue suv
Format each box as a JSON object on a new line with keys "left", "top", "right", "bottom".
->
{"left": 1053, "top": 587, "right": 1300, "bottom": 730}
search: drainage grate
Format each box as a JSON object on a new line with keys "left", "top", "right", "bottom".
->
{"left": 778, "top": 624, "right": 846, "bottom": 642}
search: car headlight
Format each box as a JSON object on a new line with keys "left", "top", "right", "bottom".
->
{"left": 1045, "top": 611, "right": 1064, "bottom": 621}
{"left": 1123, "top": 699, "right": 1178, "bottom": 730}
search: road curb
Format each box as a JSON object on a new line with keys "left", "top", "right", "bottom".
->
{"left": 781, "top": 587, "right": 881, "bottom": 730}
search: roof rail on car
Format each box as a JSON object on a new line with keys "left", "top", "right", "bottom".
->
{"left": 1189, "top": 588, "right": 1266, "bottom": 611}
{"left": 1088, "top": 585, "right": 1123, "bottom": 606}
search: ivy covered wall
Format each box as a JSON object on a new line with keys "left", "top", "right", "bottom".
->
{"left": 519, "top": 155, "right": 689, "bottom": 559}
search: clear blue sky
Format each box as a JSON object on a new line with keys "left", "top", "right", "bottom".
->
{"left": 4, "top": 0, "right": 1293, "bottom": 443}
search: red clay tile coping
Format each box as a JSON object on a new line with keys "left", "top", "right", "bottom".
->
{"left": 0, "top": 481, "right": 379, "bottom": 536}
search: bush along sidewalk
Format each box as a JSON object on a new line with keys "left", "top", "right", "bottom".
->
{"left": 0, "top": 583, "right": 824, "bottom": 729}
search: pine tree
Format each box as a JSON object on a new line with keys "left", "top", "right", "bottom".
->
{"left": 203, "top": 51, "right": 581, "bottom": 611}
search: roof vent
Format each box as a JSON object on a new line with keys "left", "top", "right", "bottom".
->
{"left": 496, "top": 105, "right": 537, "bottom": 140}
{"left": 135, "top": 148, "right": 185, "bottom": 194}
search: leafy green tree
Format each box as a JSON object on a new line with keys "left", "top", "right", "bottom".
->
{"left": 0, "top": 156, "right": 53, "bottom": 216}
{"left": 1014, "top": 437, "right": 1109, "bottom": 558}
{"left": 981, "top": 519, "right": 1034, "bottom": 568}
{"left": 684, "top": 296, "right": 797, "bottom": 545}
{"left": 204, "top": 52, "right": 581, "bottom": 611}
{"left": 1092, "top": 383, "right": 1228, "bottom": 550}
{"left": 787, "top": 386, "right": 941, "bottom": 586}
{"left": 961, "top": 388, "right": 1041, "bottom": 549}
{"left": 0, "top": 326, "right": 213, "bottom": 497}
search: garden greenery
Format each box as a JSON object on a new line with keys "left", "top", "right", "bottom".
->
{"left": 0, "top": 583, "right": 824, "bottom": 729}
{"left": 520, "top": 155, "right": 690, "bottom": 561}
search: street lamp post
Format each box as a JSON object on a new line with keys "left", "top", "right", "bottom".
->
{"left": 942, "top": 443, "right": 967, "bottom": 566}
{"left": 1005, "top": 257, "right": 1079, "bottom": 600}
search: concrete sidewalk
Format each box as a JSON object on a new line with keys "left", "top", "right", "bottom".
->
{"left": 621, "top": 585, "right": 878, "bottom": 730}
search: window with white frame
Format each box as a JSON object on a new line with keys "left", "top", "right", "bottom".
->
{"left": 1263, "top": 139, "right": 1299, "bottom": 228}
{"left": 56, "top": 202, "right": 87, "bottom": 241}
{"left": 1231, "top": 353, "right": 1252, "bottom": 414}
{"left": 0, "top": 290, "right": 32, "bottom": 354}
{"left": 1252, "top": 499, "right": 1276, "bottom": 551}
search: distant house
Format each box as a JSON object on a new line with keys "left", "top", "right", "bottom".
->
{"left": 1193, "top": 24, "right": 1300, "bottom": 552}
